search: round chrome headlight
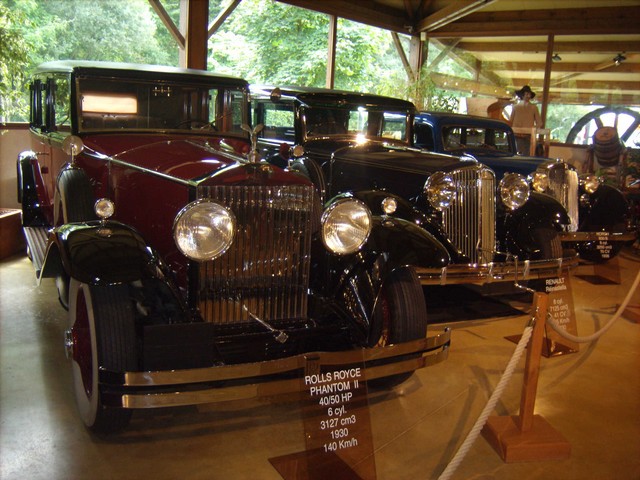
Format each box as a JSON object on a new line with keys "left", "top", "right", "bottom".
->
{"left": 425, "top": 172, "right": 456, "bottom": 210}
{"left": 500, "top": 173, "right": 530, "bottom": 210}
{"left": 531, "top": 171, "right": 549, "bottom": 193}
{"left": 582, "top": 174, "right": 601, "bottom": 194}
{"left": 321, "top": 198, "right": 372, "bottom": 255}
{"left": 173, "top": 201, "right": 235, "bottom": 261}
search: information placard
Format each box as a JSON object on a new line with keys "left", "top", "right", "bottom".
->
{"left": 541, "top": 273, "right": 579, "bottom": 357}
{"left": 269, "top": 355, "right": 377, "bottom": 480}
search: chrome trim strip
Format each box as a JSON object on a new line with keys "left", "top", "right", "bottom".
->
{"left": 119, "top": 349, "right": 450, "bottom": 409}
{"left": 116, "top": 331, "right": 449, "bottom": 386}
{"left": 99, "top": 330, "right": 451, "bottom": 409}
{"left": 415, "top": 255, "right": 579, "bottom": 285}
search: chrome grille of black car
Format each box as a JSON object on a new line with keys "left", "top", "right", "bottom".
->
{"left": 196, "top": 185, "right": 315, "bottom": 325}
{"left": 441, "top": 165, "right": 496, "bottom": 264}
{"left": 546, "top": 163, "right": 579, "bottom": 232}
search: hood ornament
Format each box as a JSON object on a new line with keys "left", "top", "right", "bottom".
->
{"left": 241, "top": 123, "right": 264, "bottom": 163}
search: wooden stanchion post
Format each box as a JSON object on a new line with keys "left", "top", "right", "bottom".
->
{"left": 482, "top": 292, "right": 571, "bottom": 462}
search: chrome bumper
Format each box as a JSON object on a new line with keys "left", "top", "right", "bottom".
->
{"left": 100, "top": 329, "right": 451, "bottom": 409}
{"left": 558, "top": 231, "right": 637, "bottom": 242}
{"left": 415, "top": 255, "right": 579, "bottom": 286}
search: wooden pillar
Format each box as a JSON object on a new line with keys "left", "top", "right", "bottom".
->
{"left": 184, "top": 0, "right": 209, "bottom": 70}
{"left": 326, "top": 14, "right": 337, "bottom": 89}
{"left": 540, "top": 34, "right": 554, "bottom": 129}
{"left": 409, "top": 34, "right": 425, "bottom": 84}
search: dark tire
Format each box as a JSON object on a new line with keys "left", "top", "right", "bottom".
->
{"left": 533, "top": 227, "right": 563, "bottom": 259}
{"left": 68, "top": 279, "right": 137, "bottom": 434}
{"left": 55, "top": 168, "right": 95, "bottom": 225}
{"left": 367, "top": 267, "right": 428, "bottom": 388}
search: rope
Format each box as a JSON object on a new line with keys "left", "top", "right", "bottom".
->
{"left": 436, "top": 268, "right": 640, "bottom": 479}
{"left": 437, "top": 320, "right": 534, "bottom": 480}
{"left": 546, "top": 267, "right": 640, "bottom": 343}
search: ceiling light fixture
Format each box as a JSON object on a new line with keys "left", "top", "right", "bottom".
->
{"left": 613, "top": 53, "right": 626, "bottom": 66}
{"left": 552, "top": 53, "right": 562, "bottom": 62}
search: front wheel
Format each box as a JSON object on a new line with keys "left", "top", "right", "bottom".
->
{"left": 367, "top": 267, "right": 428, "bottom": 388}
{"left": 68, "top": 279, "right": 137, "bottom": 434}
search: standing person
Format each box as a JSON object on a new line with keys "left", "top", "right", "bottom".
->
{"left": 509, "top": 85, "right": 541, "bottom": 155}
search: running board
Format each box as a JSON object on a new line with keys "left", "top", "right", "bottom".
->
{"left": 23, "top": 226, "right": 49, "bottom": 277}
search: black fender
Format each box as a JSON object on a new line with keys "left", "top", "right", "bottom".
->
{"left": 350, "top": 189, "right": 464, "bottom": 260}
{"left": 330, "top": 252, "right": 422, "bottom": 346}
{"left": 320, "top": 214, "right": 449, "bottom": 344}
{"left": 41, "top": 220, "right": 163, "bottom": 285}
{"left": 499, "top": 192, "right": 569, "bottom": 257}
{"left": 17, "top": 151, "right": 48, "bottom": 226}
{"left": 579, "top": 184, "right": 629, "bottom": 231}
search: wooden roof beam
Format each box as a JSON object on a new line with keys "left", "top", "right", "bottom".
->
{"left": 483, "top": 61, "right": 640, "bottom": 74}
{"left": 415, "top": 0, "right": 495, "bottom": 32}
{"left": 427, "top": 6, "right": 640, "bottom": 37}
{"left": 208, "top": 0, "right": 242, "bottom": 37}
{"left": 456, "top": 41, "right": 640, "bottom": 54}
{"left": 510, "top": 78, "right": 640, "bottom": 92}
{"left": 276, "top": 0, "right": 409, "bottom": 33}
{"left": 148, "top": 0, "right": 185, "bottom": 48}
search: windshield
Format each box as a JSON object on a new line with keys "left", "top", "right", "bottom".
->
{"left": 302, "top": 106, "right": 411, "bottom": 143}
{"left": 76, "top": 76, "right": 247, "bottom": 135}
{"left": 442, "top": 125, "right": 513, "bottom": 154}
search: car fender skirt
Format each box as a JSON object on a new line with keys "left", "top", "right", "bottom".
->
{"left": 41, "top": 221, "right": 161, "bottom": 285}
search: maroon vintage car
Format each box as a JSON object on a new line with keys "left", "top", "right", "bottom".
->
{"left": 16, "top": 61, "right": 450, "bottom": 433}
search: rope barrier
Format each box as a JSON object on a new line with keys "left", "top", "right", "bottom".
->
{"left": 437, "top": 319, "right": 535, "bottom": 480}
{"left": 436, "top": 267, "right": 640, "bottom": 479}
{"left": 546, "top": 267, "right": 640, "bottom": 343}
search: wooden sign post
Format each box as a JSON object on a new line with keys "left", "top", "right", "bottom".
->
{"left": 482, "top": 292, "right": 571, "bottom": 462}
{"left": 269, "top": 354, "right": 376, "bottom": 479}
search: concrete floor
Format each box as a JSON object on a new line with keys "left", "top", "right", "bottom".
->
{"left": 1, "top": 249, "right": 639, "bottom": 480}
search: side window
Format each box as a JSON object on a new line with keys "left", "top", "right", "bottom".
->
{"left": 42, "top": 75, "right": 71, "bottom": 132}
{"left": 443, "top": 126, "right": 463, "bottom": 149}
{"left": 229, "top": 90, "right": 246, "bottom": 133}
{"left": 259, "top": 101, "right": 294, "bottom": 140}
{"left": 494, "top": 130, "right": 511, "bottom": 152}
{"left": 414, "top": 123, "right": 435, "bottom": 150}
{"left": 207, "top": 88, "right": 221, "bottom": 128}
{"left": 53, "top": 74, "right": 71, "bottom": 131}
{"left": 382, "top": 113, "right": 406, "bottom": 140}
{"left": 466, "top": 128, "right": 485, "bottom": 148}
{"left": 207, "top": 88, "right": 246, "bottom": 134}
{"left": 348, "top": 110, "right": 367, "bottom": 133}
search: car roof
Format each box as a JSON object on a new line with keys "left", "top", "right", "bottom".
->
{"left": 251, "top": 85, "right": 416, "bottom": 112}
{"left": 416, "top": 111, "right": 512, "bottom": 130}
{"left": 34, "top": 60, "right": 248, "bottom": 87}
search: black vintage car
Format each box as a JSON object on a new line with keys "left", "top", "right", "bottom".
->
{"left": 414, "top": 111, "right": 636, "bottom": 263}
{"left": 251, "top": 86, "right": 578, "bottom": 285}
{"left": 16, "top": 61, "right": 450, "bottom": 433}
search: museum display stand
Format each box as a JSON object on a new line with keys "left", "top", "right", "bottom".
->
{"left": 506, "top": 272, "right": 579, "bottom": 357}
{"left": 482, "top": 292, "right": 571, "bottom": 463}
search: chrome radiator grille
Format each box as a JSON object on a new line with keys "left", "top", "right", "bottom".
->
{"left": 547, "top": 164, "right": 579, "bottom": 232}
{"left": 195, "top": 185, "right": 315, "bottom": 325}
{"left": 441, "top": 166, "right": 496, "bottom": 264}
